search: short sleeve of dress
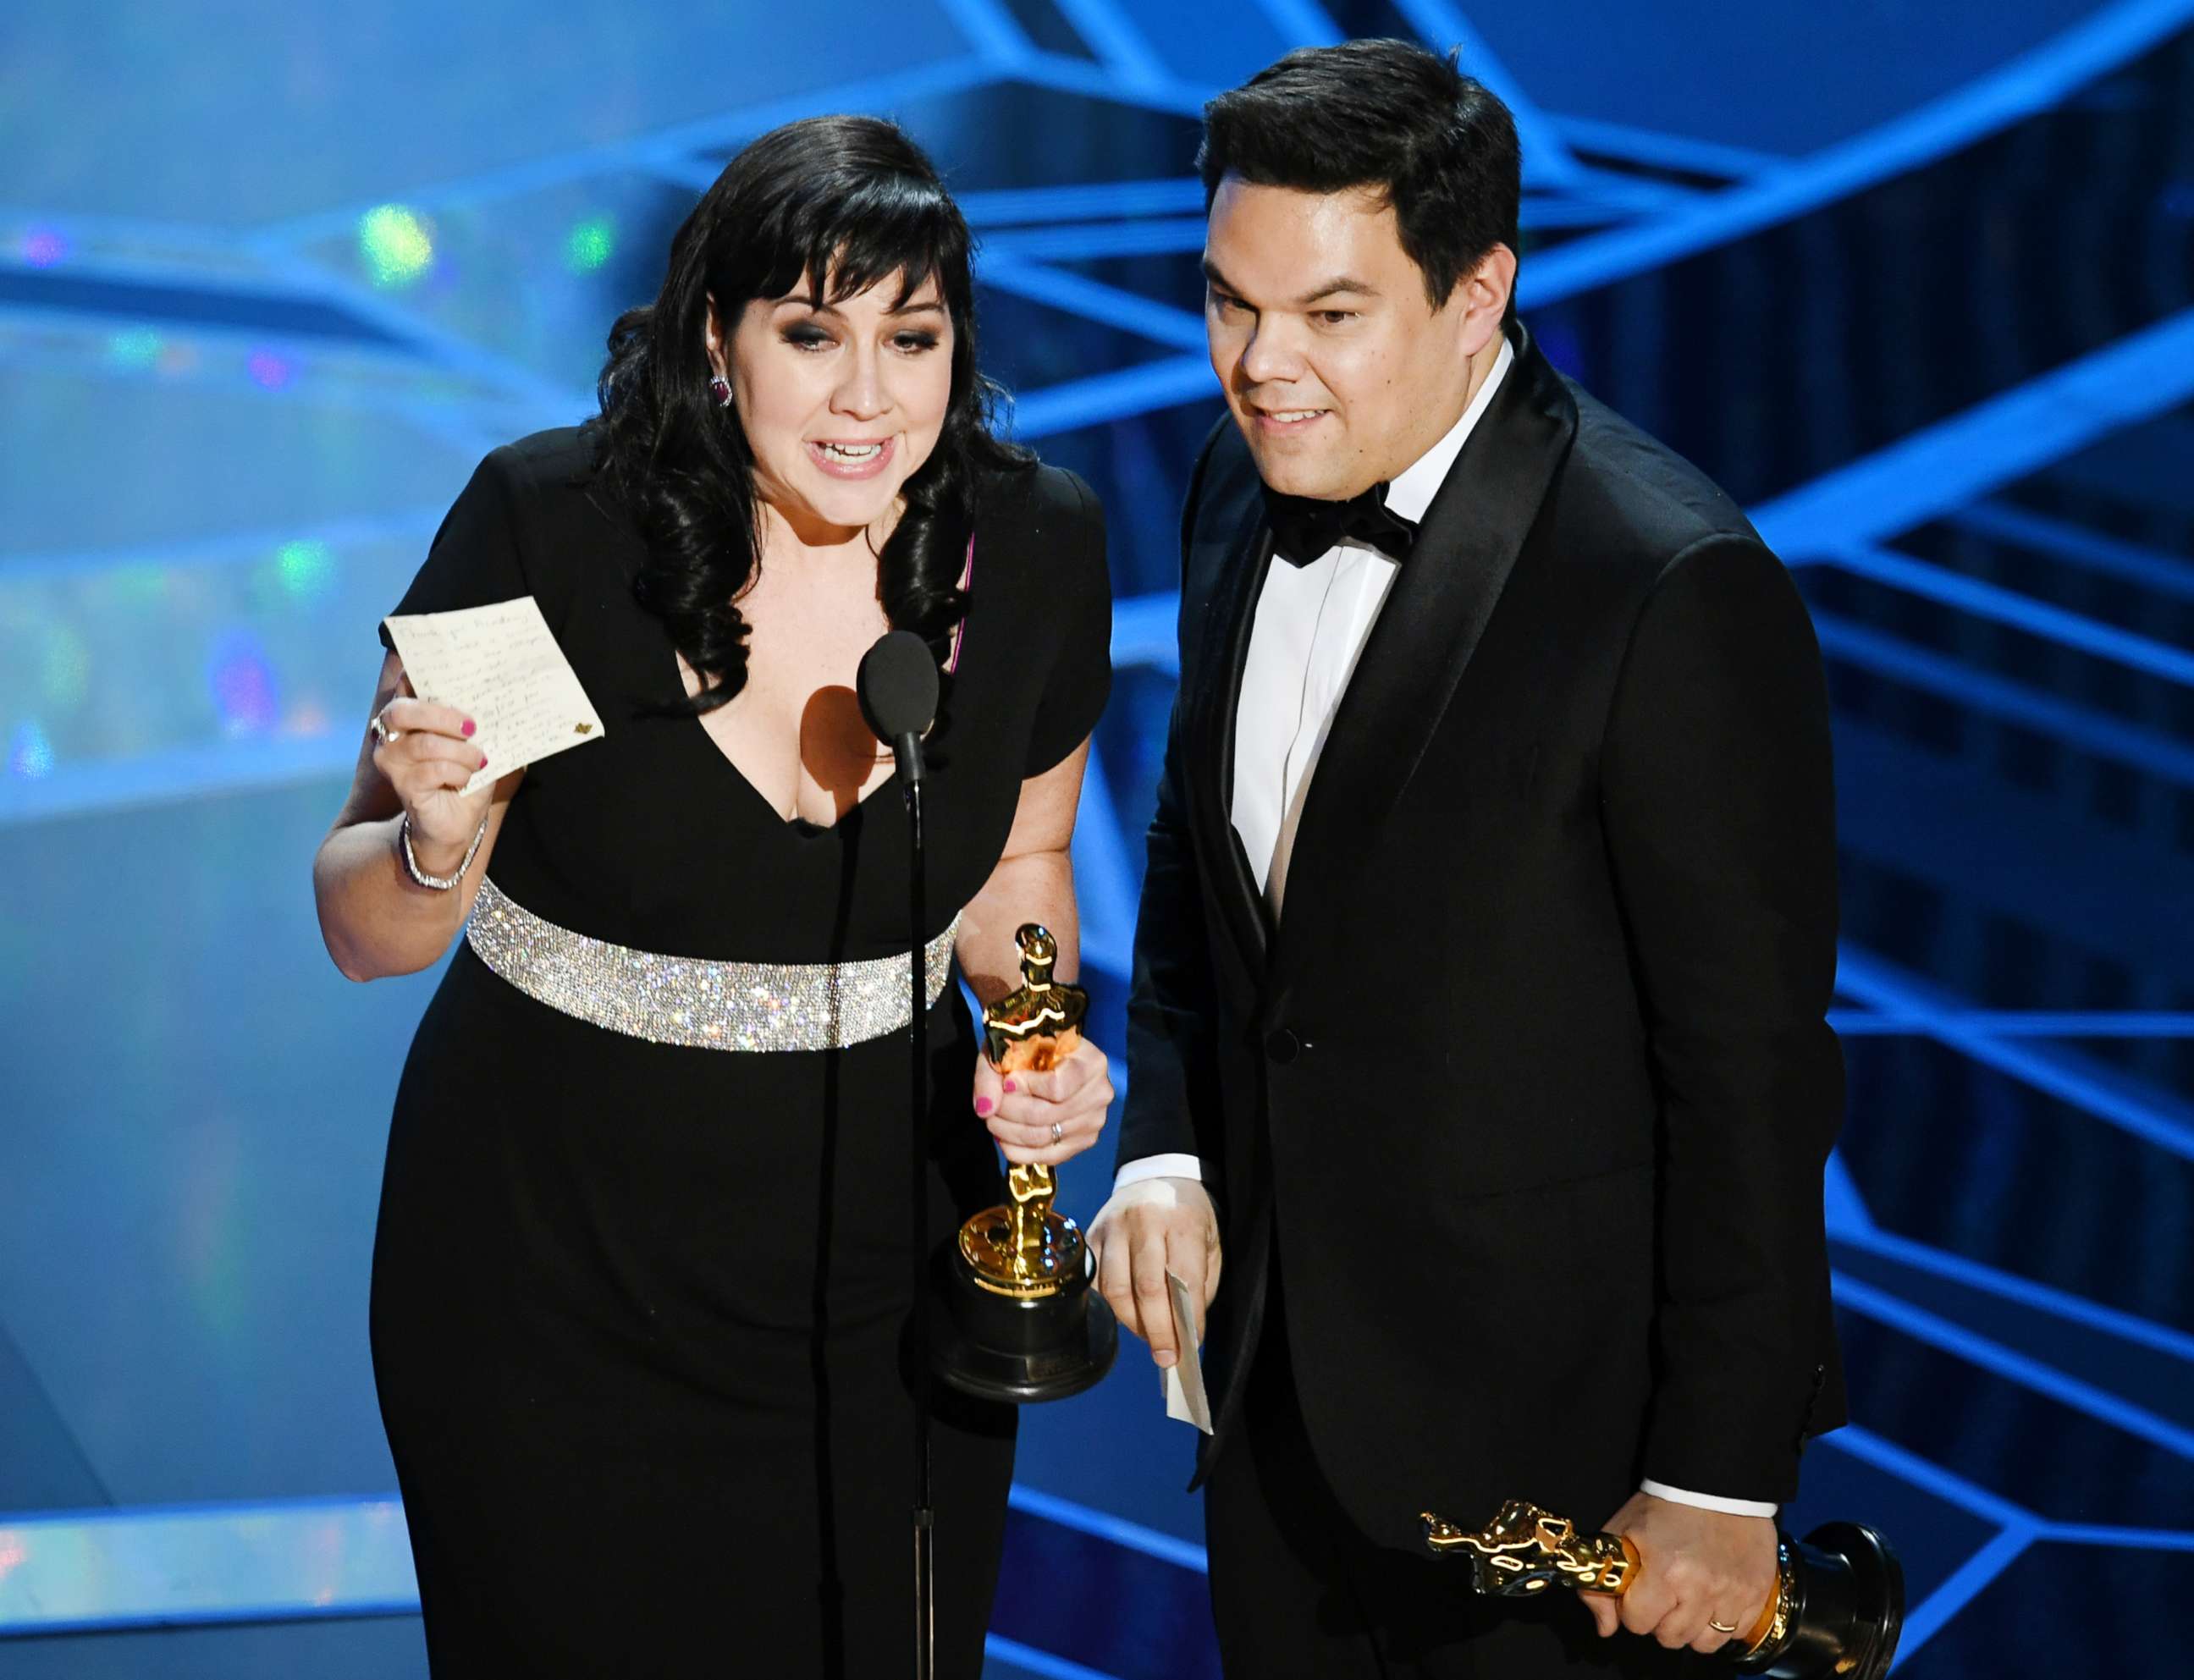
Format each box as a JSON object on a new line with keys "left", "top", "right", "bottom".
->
{"left": 1023, "top": 470, "right": 1113, "bottom": 777}
{"left": 377, "top": 447, "right": 532, "bottom": 653}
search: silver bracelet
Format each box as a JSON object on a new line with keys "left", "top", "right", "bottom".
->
{"left": 400, "top": 810, "right": 489, "bottom": 891}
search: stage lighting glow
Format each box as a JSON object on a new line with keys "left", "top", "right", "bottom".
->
{"left": 208, "top": 632, "right": 278, "bottom": 734}
{"left": 179, "top": 1126, "right": 246, "bottom": 1339}
{"left": 278, "top": 540, "right": 336, "bottom": 601}
{"left": 109, "top": 563, "right": 167, "bottom": 607}
{"left": 19, "top": 228, "right": 67, "bottom": 267}
{"left": 109, "top": 328, "right": 163, "bottom": 369}
{"left": 41, "top": 629, "right": 89, "bottom": 709}
{"left": 7, "top": 722, "right": 54, "bottom": 779}
{"left": 358, "top": 205, "right": 434, "bottom": 288}
{"left": 565, "top": 217, "right": 615, "bottom": 273}
{"left": 247, "top": 350, "right": 295, "bottom": 389}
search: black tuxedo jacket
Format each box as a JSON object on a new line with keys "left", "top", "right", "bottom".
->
{"left": 1118, "top": 324, "right": 1846, "bottom": 1551}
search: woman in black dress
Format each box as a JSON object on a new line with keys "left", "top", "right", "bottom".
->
{"left": 311, "top": 117, "right": 1115, "bottom": 1676}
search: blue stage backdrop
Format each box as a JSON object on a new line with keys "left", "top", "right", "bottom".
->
{"left": 3, "top": 3, "right": 2191, "bottom": 1675}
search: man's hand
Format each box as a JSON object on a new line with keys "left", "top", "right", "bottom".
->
{"left": 1583, "top": 1490, "right": 1778, "bottom": 1654}
{"left": 1087, "top": 1177, "right": 1219, "bottom": 1369}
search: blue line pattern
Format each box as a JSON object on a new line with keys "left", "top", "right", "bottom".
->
{"left": 5, "top": 3, "right": 2193, "bottom": 1675}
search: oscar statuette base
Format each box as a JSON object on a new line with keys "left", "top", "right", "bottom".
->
{"left": 930, "top": 1237, "right": 1118, "bottom": 1404}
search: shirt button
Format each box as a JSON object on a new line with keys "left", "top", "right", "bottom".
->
{"left": 1265, "top": 1027, "right": 1302, "bottom": 1064}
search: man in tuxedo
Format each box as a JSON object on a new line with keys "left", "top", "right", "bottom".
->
{"left": 1087, "top": 39, "right": 1845, "bottom": 1677}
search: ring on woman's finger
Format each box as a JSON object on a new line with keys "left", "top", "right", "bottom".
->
{"left": 369, "top": 713, "right": 403, "bottom": 746}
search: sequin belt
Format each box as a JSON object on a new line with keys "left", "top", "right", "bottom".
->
{"left": 464, "top": 877, "right": 961, "bottom": 1052}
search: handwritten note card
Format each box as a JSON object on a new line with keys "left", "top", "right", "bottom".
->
{"left": 382, "top": 597, "right": 604, "bottom": 796}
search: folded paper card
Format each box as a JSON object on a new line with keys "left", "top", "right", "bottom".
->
{"left": 1163, "top": 1270, "right": 1213, "bottom": 1434}
{"left": 383, "top": 598, "right": 604, "bottom": 796}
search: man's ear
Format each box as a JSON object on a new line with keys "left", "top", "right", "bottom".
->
{"left": 1453, "top": 243, "right": 1517, "bottom": 351}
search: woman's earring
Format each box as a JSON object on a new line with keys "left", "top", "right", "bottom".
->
{"left": 708, "top": 376, "right": 732, "bottom": 409}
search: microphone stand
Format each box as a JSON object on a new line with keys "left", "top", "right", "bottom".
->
{"left": 899, "top": 736, "right": 935, "bottom": 1680}
{"left": 860, "top": 631, "right": 943, "bottom": 1680}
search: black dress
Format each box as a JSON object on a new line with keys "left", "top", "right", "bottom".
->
{"left": 367, "top": 431, "right": 1111, "bottom": 1677}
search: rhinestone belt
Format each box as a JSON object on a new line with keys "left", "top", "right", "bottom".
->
{"left": 465, "top": 877, "right": 961, "bottom": 1052}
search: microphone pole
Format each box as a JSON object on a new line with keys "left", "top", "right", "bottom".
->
{"left": 906, "top": 761, "right": 933, "bottom": 1680}
{"left": 857, "top": 632, "right": 942, "bottom": 1680}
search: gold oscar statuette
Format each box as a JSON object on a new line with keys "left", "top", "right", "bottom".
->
{"left": 930, "top": 925, "right": 1118, "bottom": 1402}
{"left": 1420, "top": 1500, "right": 1902, "bottom": 1678}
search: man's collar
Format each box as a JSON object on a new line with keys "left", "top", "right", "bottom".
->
{"left": 1383, "top": 332, "right": 1516, "bottom": 524}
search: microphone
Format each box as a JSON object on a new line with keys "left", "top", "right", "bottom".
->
{"left": 859, "top": 629, "right": 945, "bottom": 1677}
{"left": 857, "top": 630, "right": 940, "bottom": 788}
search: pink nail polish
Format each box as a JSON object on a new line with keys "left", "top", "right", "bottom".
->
{"left": 1002, "top": 1079, "right": 1018, "bottom": 1094}
{"left": 478, "top": 754, "right": 489, "bottom": 769}
{"left": 461, "top": 719, "right": 477, "bottom": 738}
{"left": 975, "top": 1097, "right": 993, "bottom": 1115}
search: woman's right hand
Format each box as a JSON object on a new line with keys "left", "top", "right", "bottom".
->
{"left": 370, "top": 674, "right": 492, "bottom": 868}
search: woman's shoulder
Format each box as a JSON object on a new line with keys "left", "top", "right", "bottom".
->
{"left": 972, "top": 461, "right": 1113, "bottom": 769}
{"left": 418, "top": 427, "right": 642, "bottom": 611}
{"left": 976, "top": 459, "right": 1102, "bottom": 542}
{"left": 972, "top": 460, "right": 1109, "bottom": 636}
{"left": 468, "top": 426, "right": 638, "bottom": 552}
{"left": 474, "top": 426, "right": 602, "bottom": 504}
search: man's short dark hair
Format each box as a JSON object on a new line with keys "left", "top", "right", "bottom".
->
{"left": 1198, "top": 38, "right": 1520, "bottom": 319}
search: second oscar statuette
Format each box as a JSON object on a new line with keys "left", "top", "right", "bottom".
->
{"left": 1421, "top": 1500, "right": 1904, "bottom": 1678}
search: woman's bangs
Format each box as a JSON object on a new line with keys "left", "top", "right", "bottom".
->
{"left": 813, "top": 185, "right": 962, "bottom": 311}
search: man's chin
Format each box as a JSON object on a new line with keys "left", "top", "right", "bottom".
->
{"left": 1240, "top": 437, "right": 1349, "bottom": 500}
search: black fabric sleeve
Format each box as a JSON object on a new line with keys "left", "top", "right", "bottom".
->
{"left": 1022, "top": 469, "right": 1114, "bottom": 777}
{"left": 1599, "top": 533, "right": 1845, "bottom": 1503}
{"left": 1116, "top": 426, "right": 1228, "bottom": 1176}
{"left": 1118, "top": 691, "right": 1223, "bottom": 1172}
{"left": 378, "top": 447, "right": 532, "bottom": 653}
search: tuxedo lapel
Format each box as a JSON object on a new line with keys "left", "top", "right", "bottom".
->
{"left": 1273, "top": 327, "right": 1579, "bottom": 986}
{"left": 1185, "top": 483, "right": 1275, "bottom": 974}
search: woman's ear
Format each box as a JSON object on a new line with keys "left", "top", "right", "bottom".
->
{"left": 703, "top": 293, "right": 727, "bottom": 379}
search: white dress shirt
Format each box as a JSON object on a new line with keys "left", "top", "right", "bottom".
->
{"left": 1121, "top": 337, "right": 1512, "bottom": 1193}
{"left": 1115, "top": 339, "right": 1772, "bottom": 1517}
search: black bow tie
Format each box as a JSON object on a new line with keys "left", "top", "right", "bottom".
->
{"left": 1262, "top": 482, "right": 1418, "bottom": 567}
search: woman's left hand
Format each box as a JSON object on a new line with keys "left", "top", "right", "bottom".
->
{"left": 973, "top": 1039, "right": 1114, "bottom": 1168}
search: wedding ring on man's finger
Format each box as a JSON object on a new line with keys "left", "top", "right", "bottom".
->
{"left": 1050, "top": 1121, "right": 1063, "bottom": 1145}
{"left": 1707, "top": 1620, "right": 1739, "bottom": 1635}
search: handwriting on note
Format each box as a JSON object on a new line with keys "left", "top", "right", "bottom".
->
{"left": 382, "top": 597, "right": 605, "bottom": 796}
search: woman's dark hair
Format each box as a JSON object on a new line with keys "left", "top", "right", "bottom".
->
{"left": 1198, "top": 39, "right": 1520, "bottom": 322}
{"left": 586, "top": 114, "right": 1028, "bottom": 713}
